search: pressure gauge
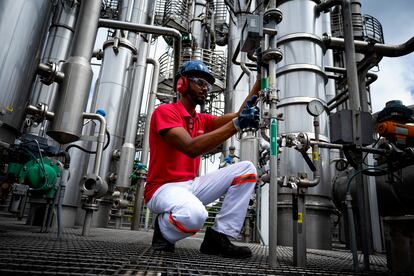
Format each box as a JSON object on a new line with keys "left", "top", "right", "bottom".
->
{"left": 307, "top": 100, "right": 325, "bottom": 117}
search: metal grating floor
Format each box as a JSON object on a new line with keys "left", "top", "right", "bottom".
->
{"left": 0, "top": 220, "right": 391, "bottom": 275}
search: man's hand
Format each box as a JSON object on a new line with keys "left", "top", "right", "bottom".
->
{"left": 233, "top": 96, "right": 260, "bottom": 131}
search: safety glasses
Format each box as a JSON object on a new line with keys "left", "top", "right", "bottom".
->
{"left": 188, "top": 77, "right": 213, "bottom": 92}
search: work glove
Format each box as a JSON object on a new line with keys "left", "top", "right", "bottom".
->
{"left": 233, "top": 96, "right": 260, "bottom": 131}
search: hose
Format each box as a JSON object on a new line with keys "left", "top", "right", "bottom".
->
{"left": 65, "top": 129, "right": 110, "bottom": 153}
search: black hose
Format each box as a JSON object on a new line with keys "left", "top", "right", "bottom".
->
{"left": 65, "top": 129, "right": 110, "bottom": 153}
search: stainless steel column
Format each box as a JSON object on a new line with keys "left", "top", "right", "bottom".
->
{"left": 267, "top": 0, "right": 280, "bottom": 268}
{"left": 0, "top": 0, "right": 52, "bottom": 143}
{"left": 29, "top": 0, "right": 79, "bottom": 137}
{"left": 47, "top": 0, "right": 101, "bottom": 144}
{"left": 91, "top": 39, "right": 136, "bottom": 228}
{"left": 224, "top": 4, "right": 250, "bottom": 158}
{"left": 276, "top": 0, "right": 333, "bottom": 250}
{"left": 191, "top": 0, "right": 207, "bottom": 48}
{"left": 114, "top": 0, "right": 155, "bottom": 230}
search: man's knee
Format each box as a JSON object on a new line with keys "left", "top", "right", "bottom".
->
{"left": 238, "top": 160, "right": 257, "bottom": 175}
{"left": 172, "top": 202, "right": 208, "bottom": 231}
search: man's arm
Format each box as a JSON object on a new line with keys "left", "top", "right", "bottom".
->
{"left": 211, "top": 78, "right": 261, "bottom": 130}
{"left": 162, "top": 121, "right": 237, "bottom": 158}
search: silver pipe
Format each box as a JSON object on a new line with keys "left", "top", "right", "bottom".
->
{"left": 57, "top": 164, "right": 69, "bottom": 239}
{"left": 82, "top": 113, "right": 107, "bottom": 175}
{"left": 324, "top": 36, "right": 414, "bottom": 58}
{"left": 141, "top": 58, "right": 159, "bottom": 167}
{"left": 119, "top": 0, "right": 135, "bottom": 21}
{"left": 342, "top": 0, "right": 370, "bottom": 269}
{"left": 47, "top": 0, "right": 101, "bottom": 144}
{"left": 192, "top": 0, "right": 207, "bottom": 48}
{"left": 140, "top": 57, "right": 160, "bottom": 231}
{"left": 346, "top": 193, "right": 360, "bottom": 271}
{"left": 240, "top": 53, "right": 253, "bottom": 91}
{"left": 98, "top": 19, "right": 182, "bottom": 77}
{"left": 342, "top": 0, "right": 360, "bottom": 111}
{"left": 268, "top": 0, "right": 279, "bottom": 268}
{"left": 82, "top": 210, "right": 93, "bottom": 236}
{"left": 316, "top": 0, "right": 342, "bottom": 13}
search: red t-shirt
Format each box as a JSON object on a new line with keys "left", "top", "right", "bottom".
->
{"left": 144, "top": 101, "right": 216, "bottom": 202}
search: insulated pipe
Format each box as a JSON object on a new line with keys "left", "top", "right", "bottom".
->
{"left": 47, "top": 0, "right": 101, "bottom": 144}
{"left": 135, "top": 57, "right": 160, "bottom": 231}
{"left": 98, "top": 19, "right": 182, "bottom": 77}
{"left": 324, "top": 36, "right": 414, "bottom": 58}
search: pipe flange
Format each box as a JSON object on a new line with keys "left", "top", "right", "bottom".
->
{"left": 263, "top": 8, "right": 283, "bottom": 24}
{"left": 103, "top": 38, "right": 138, "bottom": 55}
{"left": 262, "top": 48, "right": 283, "bottom": 64}
{"left": 82, "top": 202, "right": 99, "bottom": 211}
{"left": 80, "top": 173, "right": 108, "bottom": 197}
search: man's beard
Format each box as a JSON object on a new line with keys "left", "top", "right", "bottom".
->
{"left": 188, "top": 92, "right": 205, "bottom": 106}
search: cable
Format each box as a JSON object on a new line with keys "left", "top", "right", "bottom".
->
{"left": 362, "top": 136, "right": 381, "bottom": 166}
{"left": 21, "top": 148, "right": 49, "bottom": 191}
{"left": 65, "top": 129, "right": 110, "bottom": 153}
{"left": 345, "top": 167, "right": 388, "bottom": 194}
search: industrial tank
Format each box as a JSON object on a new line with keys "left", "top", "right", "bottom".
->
{"left": 0, "top": 0, "right": 52, "bottom": 143}
{"left": 276, "top": 0, "right": 334, "bottom": 249}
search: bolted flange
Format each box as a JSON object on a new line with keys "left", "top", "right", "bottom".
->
{"left": 263, "top": 8, "right": 283, "bottom": 24}
{"left": 262, "top": 48, "right": 283, "bottom": 64}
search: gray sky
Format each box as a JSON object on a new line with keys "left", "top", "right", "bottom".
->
{"left": 360, "top": 0, "right": 414, "bottom": 111}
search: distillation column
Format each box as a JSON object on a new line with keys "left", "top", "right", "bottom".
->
{"left": 224, "top": 1, "right": 252, "bottom": 159}
{"left": 28, "top": 1, "right": 80, "bottom": 139}
{"left": 117, "top": 0, "right": 155, "bottom": 230}
{"left": 276, "top": 0, "right": 333, "bottom": 249}
{"left": 0, "top": 0, "right": 52, "bottom": 143}
{"left": 91, "top": 0, "right": 137, "bottom": 228}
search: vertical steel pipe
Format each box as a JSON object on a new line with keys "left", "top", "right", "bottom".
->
{"left": 342, "top": 0, "right": 360, "bottom": 111}
{"left": 342, "top": 0, "right": 370, "bottom": 270}
{"left": 139, "top": 58, "right": 160, "bottom": 230}
{"left": 268, "top": 0, "right": 279, "bottom": 268}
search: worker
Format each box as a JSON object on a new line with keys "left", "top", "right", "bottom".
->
{"left": 144, "top": 60, "right": 261, "bottom": 258}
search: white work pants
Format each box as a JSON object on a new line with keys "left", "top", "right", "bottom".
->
{"left": 147, "top": 161, "right": 257, "bottom": 243}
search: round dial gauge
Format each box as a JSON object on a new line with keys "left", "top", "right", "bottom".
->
{"left": 307, "top": 100, "right": 325, "bottom": 116}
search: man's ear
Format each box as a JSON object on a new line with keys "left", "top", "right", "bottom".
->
{"left": 176, "top": 76, "right": 188, "bottom": 95}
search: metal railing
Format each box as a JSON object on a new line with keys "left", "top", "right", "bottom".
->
{"left": 163, "top": 0, "right": 190, "bottom": 32}
{"left": 363, "top": 14, "right": 384, "bottom": 44}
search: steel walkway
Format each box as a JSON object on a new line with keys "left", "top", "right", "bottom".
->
{"left": 0, "top": 219, "right": 391, "bottom": 275}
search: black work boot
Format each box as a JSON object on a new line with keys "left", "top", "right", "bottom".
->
{"left": 200, "top": 227, "right": 252, "bottom": 258}
{"left": 152, "top": 214, "right": 175, "bottom": 252}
